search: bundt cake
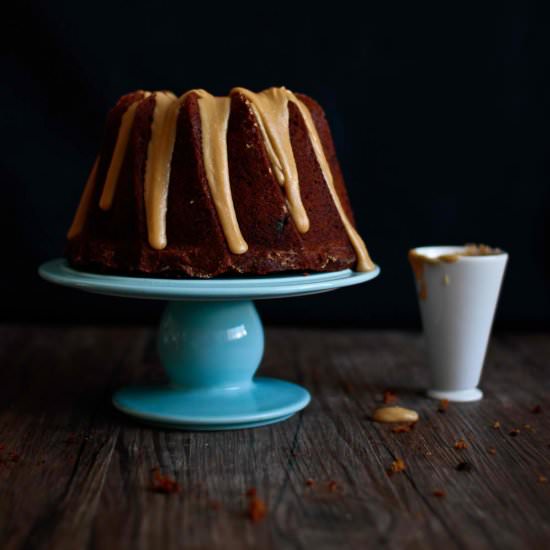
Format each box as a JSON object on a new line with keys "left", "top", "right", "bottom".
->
{"left": 66, "top": 87, "right": 374, "bottom": 278}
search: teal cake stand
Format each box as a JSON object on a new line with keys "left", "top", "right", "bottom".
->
{"left": 39, "top": 259, "right": 380, "bottom": 430}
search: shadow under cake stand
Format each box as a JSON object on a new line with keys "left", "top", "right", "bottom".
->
{"left": 39, "top": 259, "right": 380, "bottom": 430}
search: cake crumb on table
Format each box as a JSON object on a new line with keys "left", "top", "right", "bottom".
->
{"left": 383, "top": 390, "right": 398, "bottom": 404}
{"left": 454, "top": 439, "right": 468, "bottom": 450}
{"left": 391, "top": 423, "right": 415, "bottom": 433}
{"left": 246, "top": 489, "right": 267, "bottom": 522}
{"left": 328, "top": 480, "right": 339, "bottom": 492}
{"left": 387, "top": 458, "right": 406, "bottom": 475}
{"left": 151, "top": 468, "right": 181, "bottom": 494}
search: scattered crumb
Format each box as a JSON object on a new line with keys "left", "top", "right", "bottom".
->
{"left": 387, "top": 458, "right": 406, "bottom": 475}
{"left": 391, "top": 423, "right": 415, "bottom": 433}
{"left": 509, "top": 428, "right": 521, "bottom": 437}
{"left": 538, "top": 475, "right": 548, "bottom": 484}
{"left": 456, "top": 461, "right": 474, "bottom": 472}
{"left": 305, "top": 479, "right": 315, "bottom": 487}
{"left": 531, "top": 405, "right": 542, "bottom": 414}
{"left": 488, "top": 447, "right": 497, "bottom": 455}
{"left": 454, "top": 439, "right": 468, "bottom": 450}
{"left": 248, "top": 495, "right": 267, "bottom": 522}
{"left": 438, "top": 399, "right": 449, "bottom": 413}
{"left": 425, "top": 451, "right": 433, "bottom": 457}
{"left": 327, "top": 480, "right": 340, "bottom": 493}
{"left": 523, "top": 424, "right": 535, "bottom": 432}
{"left": 492, "top": 421, "right": 501, "bottom": 429}
{"left": 383, "top": 390, "right": 398, "bottom": 404}
{"left": 443, "top": 274, "right": 450, "bottom": 286}
{"left": 433, "top": 489, "right": 446, "bottom": 498}
{"left": 151, "top": 468, "right": 181, "bottom": 494}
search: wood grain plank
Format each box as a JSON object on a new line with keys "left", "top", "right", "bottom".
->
{"left": 0, "top": 327, "right": 145, "bottom": 549}
{"left": 0, "top": 327, "right": 548, "bottom": 549}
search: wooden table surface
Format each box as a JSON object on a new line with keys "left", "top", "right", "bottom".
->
{"left": 0, "top": 326, "right": 549, "bottom": 549}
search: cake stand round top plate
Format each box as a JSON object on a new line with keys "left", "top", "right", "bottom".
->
{"left": 39, "top": 259, "right": 380, "bottom": 301}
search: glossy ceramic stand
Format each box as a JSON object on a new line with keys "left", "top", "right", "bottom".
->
{"left": 39, "top": 259, "right": 379, "bottom": 430}
{"left": 118, "top": 300, "right": 308, "bottom": 429}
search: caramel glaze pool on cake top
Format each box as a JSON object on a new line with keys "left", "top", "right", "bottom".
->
{"left": 68, "top": 87, "right": 375, "bottom": 273}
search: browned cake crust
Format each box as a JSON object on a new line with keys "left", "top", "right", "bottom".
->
{"left": 67, "top": 88, "right": 367, "bottom": 278}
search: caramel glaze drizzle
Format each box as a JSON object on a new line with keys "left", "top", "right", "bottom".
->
{"left": 193, "top": 90, "right": 248, "bottom": 254}
{"left": 231, "top": 87, "right": 310, "bottom": 234}
{"left": 67, "top": 156, "right": 99, "bottom": 240}
{"left": 288, "top": 91, "right": 375, "bottom": 272}
{"left": 100, "top": 92, "right": 151, "bottom": 210}
{"left": 143, "top": 91, "right": 180, "bottom": 250}
{"left": 68, "top": 87, "right": 374, "bottom": 271}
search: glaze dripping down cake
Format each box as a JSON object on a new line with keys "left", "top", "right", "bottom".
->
{"left": 66, "top": 87, "right": 374, "bottom": 277}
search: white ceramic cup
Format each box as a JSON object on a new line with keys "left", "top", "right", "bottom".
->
{"left": 409, "top": 246, "right": 508, "bottom": 402}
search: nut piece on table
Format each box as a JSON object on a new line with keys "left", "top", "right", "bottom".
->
{"left": 373, "top": 406, "right": 419, "bottom": 424}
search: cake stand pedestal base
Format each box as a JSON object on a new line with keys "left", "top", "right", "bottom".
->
{"left": 39, "top": 259, "right": 380, "bottom": 430}
{"left": 113, "top": 379, "right": 308, "bottom": 430}
{"left": 113, "top": 300, "right": 310, "bottom": 430}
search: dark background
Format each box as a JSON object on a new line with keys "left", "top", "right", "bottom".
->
{"left": 2, "top": 2, "right": 548, "bottom": 328}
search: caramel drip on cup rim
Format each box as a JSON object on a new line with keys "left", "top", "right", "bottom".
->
{"left": 408, "top": 250, "right": 428, "bottom": 300}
